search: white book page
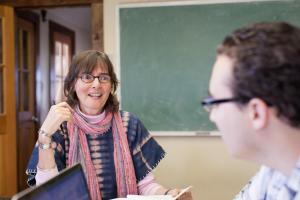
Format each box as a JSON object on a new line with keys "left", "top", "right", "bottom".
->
{"left": 111, "top": 195, "right": 173, "bottom": 200}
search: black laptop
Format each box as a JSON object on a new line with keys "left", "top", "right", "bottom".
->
{"left": 11, "top": 163, "right": 91, "bottom": 200}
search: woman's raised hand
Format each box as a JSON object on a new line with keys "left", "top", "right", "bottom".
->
{"left": 40, "top": 102, "right": 73, "bottom": 136}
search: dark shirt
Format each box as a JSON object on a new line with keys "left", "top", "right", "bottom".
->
{"left": 26, "top": 111, "right": 165, "bottom": 200}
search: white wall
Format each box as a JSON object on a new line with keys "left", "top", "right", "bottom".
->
{"left": 34, "top": 7, "right": 91, "bottom": 121}
{"left": 103, "top": 0, "right": 259, "bottom": 199}
{"left": 154, "top": 136, "right": 258, "bottom": 199}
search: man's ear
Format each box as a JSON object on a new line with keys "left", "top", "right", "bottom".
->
{"left": 248, "top": 98, "right": 269, "bottom": 130}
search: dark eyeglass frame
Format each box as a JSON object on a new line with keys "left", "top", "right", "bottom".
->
{"left": 79, "top": 73, "right": 111, "bottom": 84}
{"left": 201, "top": 97, "right": 240, "bottom": 112}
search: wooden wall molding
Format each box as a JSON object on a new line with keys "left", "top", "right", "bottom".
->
{"left": 91, "top": 3, "right": 103, "bottom": 51}
{"left": 0, "top": 0, "right": 102, "bottom": 8}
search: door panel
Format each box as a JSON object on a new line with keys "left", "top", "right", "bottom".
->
{"left": 16, "top": 17, "right": 37, "bottom": 191}
{"left": 0, "top": 5, "right": 17, "bottom": 197}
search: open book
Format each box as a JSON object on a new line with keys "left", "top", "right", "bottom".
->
{"left": 111, "top": 195, "right": 174, "bottom": 200}
{"left": 111, "top": 186, "right": 192, "bottom": 200}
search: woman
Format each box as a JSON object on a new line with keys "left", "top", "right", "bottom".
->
{"left": 27, "top": 50, "right": 191, "bottom": 200}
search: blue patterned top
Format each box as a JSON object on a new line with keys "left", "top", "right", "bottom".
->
{"left": 26, "top": 111, "right": 165, "bottom": 200}
{"left": 234, "top": 157, "right": 300, "bottom": 200}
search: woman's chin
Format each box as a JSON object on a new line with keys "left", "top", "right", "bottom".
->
{"left": 80, "top": 105, "right": 104, "bottom": 115}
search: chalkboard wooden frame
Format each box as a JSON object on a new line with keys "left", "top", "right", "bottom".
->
{"left": 115, "top": 0, "right": 299, "bottom": 136}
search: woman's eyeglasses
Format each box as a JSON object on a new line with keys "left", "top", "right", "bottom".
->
{"left": 201, "top": 97, "right": 239, "bottom": 112}
{"left": 79, "top": 73, "right": 111, "bottom": 83}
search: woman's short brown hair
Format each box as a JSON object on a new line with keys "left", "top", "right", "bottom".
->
{"left": 64, "top": 50, "right": 119, "bottom": 112}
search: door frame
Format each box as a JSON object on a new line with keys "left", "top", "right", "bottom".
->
{"left": 2, "top": 0, "right": 103, "bottom": 55}
{"left": 0, "top": 1, "right": 103, "bottom": 195}
{"left": 15, "top": 10, "right": 40, "bottom": 192}
{"left": 0, "top": 5, "right": 17, "bottom": 196}
{"left": 1, "top": 0, "right": 102, "bottom": 7}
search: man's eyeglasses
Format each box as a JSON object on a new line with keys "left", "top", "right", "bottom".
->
{"left": 201, "top": 97, "right": 240, "bottom": 112}
{"left": 79, "top": 73, "right": 111, "bottom": 84}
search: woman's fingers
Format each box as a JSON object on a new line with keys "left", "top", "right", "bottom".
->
{"left": 52, "top": 102, "right": 72, "bottom": 111}
{"left": 52, "top": 103, "right": 73, "bottom": 119}
{"left": 56, "top": 101, "right": 74, "bottom": 112}
{"left": 55, "top": 106, "right": 72, "bottom": 116}
{"left": 40, "top": 102, "right": 73, "bottom": 135}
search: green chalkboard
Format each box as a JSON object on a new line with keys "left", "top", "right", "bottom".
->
{"left": 119, "top": 1, "right": 300, "bottom": 132}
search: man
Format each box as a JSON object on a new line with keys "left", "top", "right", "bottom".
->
{"left": 202, "top": 22, "right": 300, "bottom": 199}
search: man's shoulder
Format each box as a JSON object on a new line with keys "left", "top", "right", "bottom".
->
{"left": 234, "top": 166, "right": 271, "bottom": 200}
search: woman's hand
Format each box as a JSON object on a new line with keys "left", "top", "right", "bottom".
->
{"left": 166, "top": 188, "right": 193, "bottom": 200}
{"left": 40, "top": 102, "right": 73, "bottom": 136}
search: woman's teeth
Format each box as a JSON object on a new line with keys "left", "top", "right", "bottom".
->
{"left": 89, "top": 93, "right": 101, "bottom": 97}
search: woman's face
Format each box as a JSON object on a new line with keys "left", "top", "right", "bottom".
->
{"left": 74, "top": 64, "right": 112, "bottom": 115}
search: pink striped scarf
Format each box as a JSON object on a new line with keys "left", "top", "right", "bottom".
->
{"left": 67, "top": 110, "right": 138, "bottom": 200}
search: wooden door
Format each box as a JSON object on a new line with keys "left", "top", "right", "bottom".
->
{"left": 0, "top": 5, "right": 17, "bottom": 197}
{"left": 16, "top": 16, "right": 37, "bottom": 191}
